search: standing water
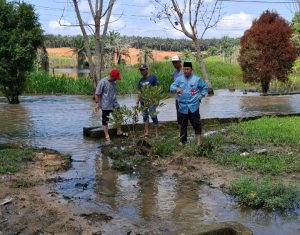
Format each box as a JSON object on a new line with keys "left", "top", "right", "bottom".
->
{"left": 0, "top": 90, "right": 300, "bottom": 234}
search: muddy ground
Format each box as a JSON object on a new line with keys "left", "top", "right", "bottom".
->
{"left": 0, "top": 151, "right": 111, "bottom": 235}
{"left": 0, "top": 148, "right": 299, "bottom": 235}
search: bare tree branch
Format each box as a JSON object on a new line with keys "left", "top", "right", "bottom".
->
{"left": 87, "top": 0, "right": 95, "bottom": 18}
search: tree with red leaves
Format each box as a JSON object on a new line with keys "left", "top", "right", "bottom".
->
{"left": 238, "top": 11, "right": 297, "bottom": 93}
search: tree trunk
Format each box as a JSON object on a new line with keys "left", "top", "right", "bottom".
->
{"left": 193, "top": 39, "right": 214, "bottom": 95}
{"left": 261, "top": 79, "right": 270, "bottom": 94}
{"left": 6, "top": 92, "right": 20, "bottom": 104}
{"left": 72, "top": 0, "right": 96, "bottom": 94}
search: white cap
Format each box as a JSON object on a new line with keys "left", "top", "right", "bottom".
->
{"left": 171, "top": 55, "right": 181, "bottom": 62}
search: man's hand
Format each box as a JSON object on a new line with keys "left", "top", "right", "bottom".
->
{"left": 94, "top": 103, "right": 100, "bottom": 112}
{"left": 176, "top": 88, "right": 182, "bottom": 94}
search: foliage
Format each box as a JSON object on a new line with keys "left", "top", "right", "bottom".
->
{"left": 238, "top": 10, "right": 297, "bottom": 93}
{"left": 0, "top": 0, "right": 43, "bottom": 103}
{"left": 109, "top": 86, "right": 167, "bottom": 142}
{"left": 44, "top": 34, "right": 240, "bottom": 53}
{"left": 150, "top": 135, "right": 177, "bottom": 158}
{"left": 137, "top": 48, "right": 154, "bottom": 64}
{"left": 0, "top": 148, "right": 33, "bottom": 174}
{"left": 106, "top": 146, "right": 146, "bottom": 172}
{"left": 140, "top": 85, "right": 167, "bottom": 112}
{"left": 25, "top": 71, "right": 92, "bottom": 95}
{"left": 228, "top": 176, "right": 299, "bottom": 210}
{"left": 291, "top": 12, "right": 300, "bottom": 55}
{"left": 115, "top": 58, "right": 246, "bottom": 94}
{"left": 204, "top": 117, "right": 300, "bottom": 174}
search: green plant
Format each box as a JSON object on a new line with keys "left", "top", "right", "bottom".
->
{"left": 150, "top": 137, "right": 177, "bottom": 157}
{"left": 228, "top": 176, "right": 299, "bottom": 210}
{"left": 25, "top": 71, "right": 92, "bottom": 95}
{"left": 0, "top": 0, "right": 43, "bottom": 103}
{"left": 0, "top": 148, "right": 33, "bottom": 174}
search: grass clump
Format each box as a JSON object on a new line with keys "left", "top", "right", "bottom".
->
{"left": 205, "top": 117, "right": 300, "bottom": 174}
{"left": 106, "top": 146, "right": 146, "bottom": 172}
{"left": 25, "top": 71, "right": 93, "bottom": 95}
{"left": 0, "top": 147, "right": 34, "bottom": 174}
{"left": 150, "top": 137, "right": 177, "bottom": 158}
{"left": 228, "top": 177, "right": 299, "bottom": 210}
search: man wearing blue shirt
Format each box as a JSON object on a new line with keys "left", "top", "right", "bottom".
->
{"left": 170, "top": 62, "right": 208, "bottom": 145}
{"left": 136, "top": 64, "right": 159, "bottom": 138}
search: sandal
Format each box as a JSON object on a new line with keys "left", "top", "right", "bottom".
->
{"left": 116, "top": 132, "right": 129, "bottom": 137}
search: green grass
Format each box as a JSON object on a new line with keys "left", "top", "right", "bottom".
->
{"left": 25, "top": 71, "right": 93, "bottom": 95}
{"left": 0, "top": 147, "right": 34, "bottom": 174}
{"left": 22, "top": 56, "right": 300, "bottom": 95}
{"left": 204, "top": 117, "right": 300, "bottom": 174}
{"left": 49, "top": 55, "right": 76, "bottom": 68}
{"left": 115, "top": 57, "right": 245, "bottom": 94}
{"left": 228, "top": 177, "right": 299, "bottom": 210}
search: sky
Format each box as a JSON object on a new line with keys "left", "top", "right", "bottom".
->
{"left": 20, "top": 0, "right": 299, "bottom": 39}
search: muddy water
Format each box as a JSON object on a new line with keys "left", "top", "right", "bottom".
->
{"left": 1, "top": 90, "right": 300, "bottom": 234}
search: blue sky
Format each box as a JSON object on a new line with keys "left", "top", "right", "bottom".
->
{"left": 21, "top": 0, "right": 298, "bottom": 39}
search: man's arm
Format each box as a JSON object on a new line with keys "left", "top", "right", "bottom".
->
{"left": 170, "top": 78, "right": 182, "bottom": 94}
{"left": 94, "top": 80, "right": 103, "bottom": 111}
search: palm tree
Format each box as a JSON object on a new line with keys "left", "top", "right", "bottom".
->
{"left": 137, "top": 48, "right": 154, "bottom": 64}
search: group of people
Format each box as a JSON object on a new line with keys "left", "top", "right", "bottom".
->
{"left": 94, "top": 55, "right": 208, "bottom": 145}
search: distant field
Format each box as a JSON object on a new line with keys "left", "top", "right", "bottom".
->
{"left": 46, "top": 47, "right": 181, "bottom": 66}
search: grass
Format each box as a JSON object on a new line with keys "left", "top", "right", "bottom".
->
{"left": 115, "top": 57, "right": 246, "bottom": 94}
{"left": 25, "top": 71, "right": 93, "bottom": 95}
{"left": 49, "top": 55, "right": 76, "bottom": 68}
{"left": 204, "top": 116, "right": 300, "bottom": 174}
{"left": 0, "top": 146, "right": 34, "bottom": 174}
{"left": 23, "top": 55, "right": 300, "bottom": 95}
{"left": 228, "top": 177, "right": 299, "bottom": 210}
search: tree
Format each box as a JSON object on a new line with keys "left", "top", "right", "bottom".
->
{"left": 238, "top": 11, "right": 296, "bottom": 94}
{"left": 37, "top": 46, "right": 49, "bottom": 72}
{"left": 70, "top": 0, "right": 116, "bottom": 94}
{"left": 153, "top": 0, "right": 222, "bottom": 94}
{"left": 0, "top": 0, "right": 43, "bottom": 104}
{"left": 291, "top": 12, "right": 300, "bottom": 55}
{"left": 137, "top": 48, "right": 154, "bottom": 64}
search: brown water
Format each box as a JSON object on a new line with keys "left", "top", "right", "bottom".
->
{"left": 1, "top": 90, "right": 300, "bottom": 235}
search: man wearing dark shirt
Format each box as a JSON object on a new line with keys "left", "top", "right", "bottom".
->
{"left": 136, "top": 64, "right": 159, "bottom": 138}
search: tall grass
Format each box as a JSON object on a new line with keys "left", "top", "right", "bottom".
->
{"left": 25, "top": 71, "right": 93, "bottom": 95}
{"left": 115, "top": 57, "right": 245, "bottom": 94}
{"left": 49, "top": 55, "right": 76, "bottom": 68}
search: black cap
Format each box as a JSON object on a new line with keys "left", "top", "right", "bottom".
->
{"left": 139, "top": 64, "right": 148, "bottom": 70}
{"left": 183, "top": 61, "right": 192, "bottom": 68}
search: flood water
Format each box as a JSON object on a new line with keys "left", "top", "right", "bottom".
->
{"left": 1, "top": 90, "right": 300, "bottom": 235}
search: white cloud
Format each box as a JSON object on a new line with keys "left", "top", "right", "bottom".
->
{"left": 49, "top": 19, "right": 71, "bottom": 29}
{"left": 48, "top": 20, "right": 81, "bottom": 35}
{"left": 140, "top": 5, "right": 155, "bottom": 16}
{"left": 108, "top": 16, "right": 126, "bottom": 31}
{"left": 215, "top": 12, "right": 254, "bottom": 37}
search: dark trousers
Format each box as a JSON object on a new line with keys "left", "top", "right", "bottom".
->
{"left": 179, "top": 109, "right": 201, "bottom": 143}
{"left": 175, "top": 100, "right": 182, "bottom": 125}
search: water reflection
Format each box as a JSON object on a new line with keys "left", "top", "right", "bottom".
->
{"left": 0, "top": 103, "right": 33, "bottom": 142}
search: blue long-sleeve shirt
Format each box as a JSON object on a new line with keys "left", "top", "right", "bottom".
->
{"left": 170, "top": 73, "right": 208, "bottom": 114}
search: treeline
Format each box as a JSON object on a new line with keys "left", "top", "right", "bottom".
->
{"left": 44, "top": 34, "right": 240, "bottom": 52}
